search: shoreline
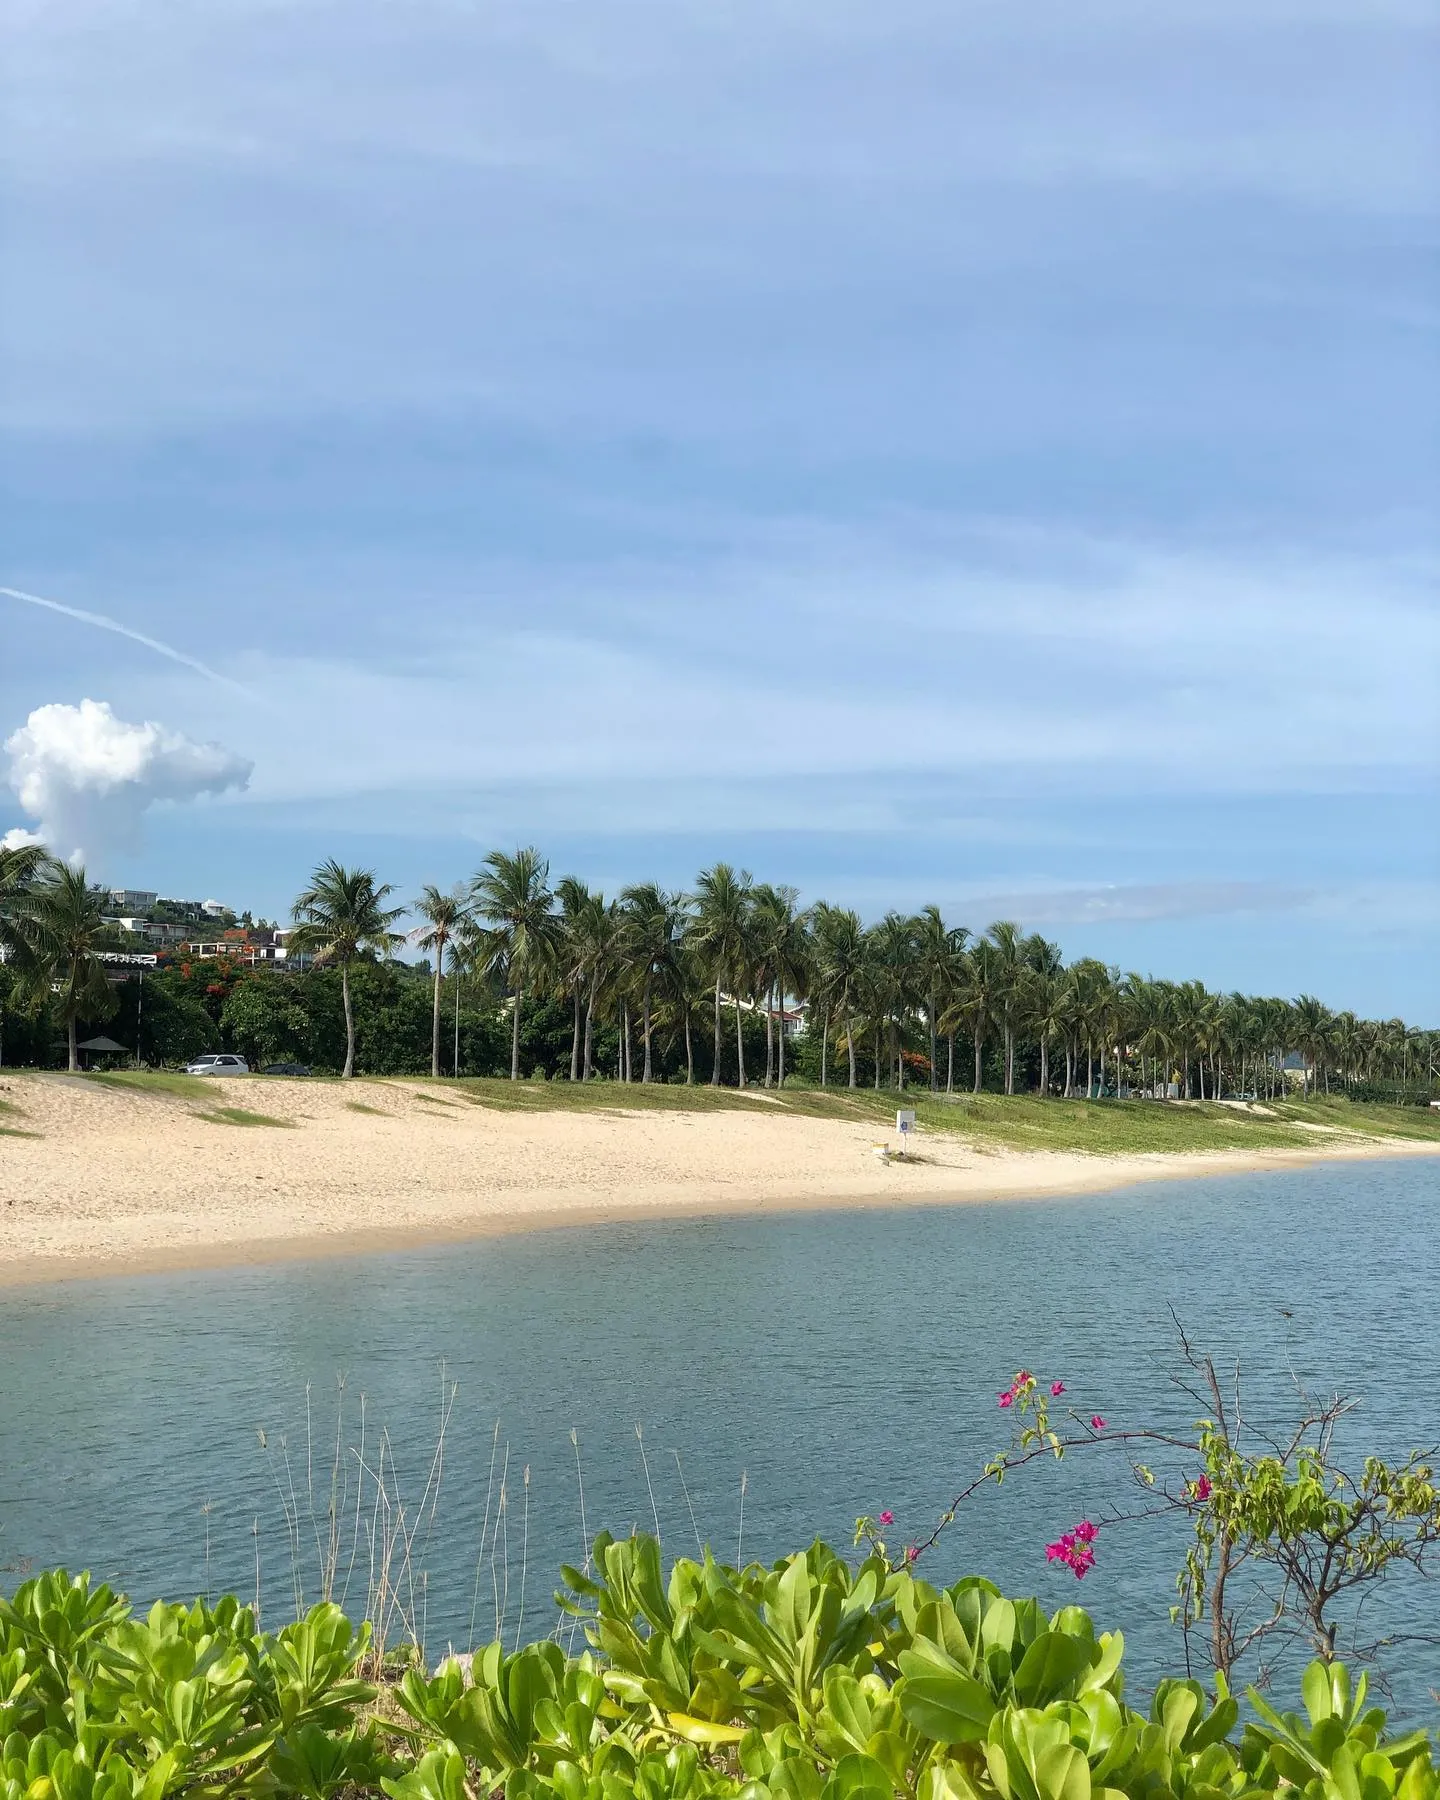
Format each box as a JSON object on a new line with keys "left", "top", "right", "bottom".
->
{"left": 2, "top": 1071, "right": 1436, "bottom": 1285}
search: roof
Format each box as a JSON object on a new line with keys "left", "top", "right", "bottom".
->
{"left": 77, "top": 1035, "right": 130, "bottom": 1053}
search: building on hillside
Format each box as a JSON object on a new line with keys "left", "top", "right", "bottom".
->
{"left": 176, "top": 928, "right": 310, "bottom": 969}
{"left": 109, "top": 888, "right": 159, "bottom": 913}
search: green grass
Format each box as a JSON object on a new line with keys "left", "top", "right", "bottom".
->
{"left": 344, "top": 1101, "right": 390, "bottom": 1116}
{"left": 194, "top": 1106, "right": 295, "bottom": 1129}
{"left": 410, "top": 1076, "right": 1440, "bottom": 1154}
{"left": 85, "top": 1069, "right": 215, "bottom": 1102}
{"left": 0, "top": 1124, "right": 40, "bottom": 1139}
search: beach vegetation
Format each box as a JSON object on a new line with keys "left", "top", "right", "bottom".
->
{"left": 1, "top": 843, "right": 1434, "bottom": 1102}
{"left": 469, "top": 849, "right": 561, "bottom": 1082}
{"left": 2, "top": 860, "right": 118, "bottom": 1071}
{"left": 194, "top": 1104, "right": 295, "bottom": 1127}
{"left": 2, "top": 1545, "right": 1436, "bottom": 1800}
{"left": 289, "top": 863, "right": 406, "bottom": 1079}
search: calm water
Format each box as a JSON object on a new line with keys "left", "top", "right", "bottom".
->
{"left": 2, "top": 1159, "right": 1437, "bottom": 1713}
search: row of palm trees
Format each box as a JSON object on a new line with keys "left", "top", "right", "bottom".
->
{"left": 388, "top": 850, "right": 1434, "bottom": 1098}
{"left": 3, "top": 841, "right": 1433, "bottom": 1091}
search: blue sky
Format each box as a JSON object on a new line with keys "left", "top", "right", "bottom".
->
{"left": 2, "top": 0, "right": 1437, "bottom": 1018}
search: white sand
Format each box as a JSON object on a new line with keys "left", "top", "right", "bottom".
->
{"left": 1, "top": 1073, "right": 1435, "bottom": 1284}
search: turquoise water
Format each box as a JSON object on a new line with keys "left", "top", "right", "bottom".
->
{"left": 2, "top": 1158, "right": 1437, "bottom": 1712}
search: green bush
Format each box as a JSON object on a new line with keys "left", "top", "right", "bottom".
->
{"left": 2, "top": 1538, "right": 1435, "bottom": 1800}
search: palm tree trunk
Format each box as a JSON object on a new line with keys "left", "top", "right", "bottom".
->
{"left": 820, "top": 1006, "right": 829, "bottom": 1087}
{"left": 873, "top": 1024, "right": 881, "bottom": 1089}
{"left": 623, "top": 1001, "right": 633, "bottom": 1082}
{"left": 454, "top": 977, "right": 462, "bottom": 1077}
{"left": 684, "top": 1009, "right": 694, "bottom": 1084}
{"left": 734, "top": 997, "right": 747, "bottom": 1088}
{"left": 777, "top": 989, "right": 787, "bottom": 1087}
{"left": 509, "top": 981, "right": 522, "bottom": 1080}
{"left": 1039, "top": 1036, "right": 1049, "bottom": 1097}
{"left": 583, "top": 987, "right": 597, "bottom": 1080}
{"left": 712, "top": 977, "right": 723, "bottom": 1086}
{"left": 929, "top": 998, "right": 938, "bottom": 1093}
{"left": 973, "top": 1030, "right": 983, "bottom": 1094}
{"left": 67, "top": 1009, "right": 78, "bottom": 1074}
{"left": 1064, "top": 1042, "right": 1073, "bottom": 1098}
{"left": 570, "top": 990, "right": 582, "bottom": 1082}
{"left": 846, "top": 1015, "right": 857, "bottom": 1088}
{"left": 642, "top": 975, "right": 653, "bottom": 1082}
{"left": 946, "top": 1032, "right": 955, "bottom": 1094}
{"left": 342, "top": 962, "right": 356, "bottom": 1078}
{"left": 430, "top": 951, "right": 443, "bottom": 1079}
{"left": 1004, "top": 1027, "right": 1015, "bottom": 1096}
{"left": 764, "top": 989, "right": 774, "bottom": 1088}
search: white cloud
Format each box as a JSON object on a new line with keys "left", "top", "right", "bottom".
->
{"left": 3, "top": 698, "right": 252, "bottom": 867}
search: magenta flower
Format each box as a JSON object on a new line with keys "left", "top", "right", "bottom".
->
{"left": 905, "top": 1545, "right": 920, "bottom": 1564}
{"left": 878, "top": 1510, "right": 894, "bottom": 1526}
{"left": 1045, "top": 1520, "right": 1100, "bottom": 1578}
{"left": 1090, "top": 1415, "right": 1107, "bottom": 1431}
{"left": 1192, "top": 1476, "right": 1212, "bottom": 1502}
{"left": 998, "top": 1390, "right": 1015, "bottom": 1408}
{"left": 1050, "top": 1381, "right": 1065, "bottom": 1396}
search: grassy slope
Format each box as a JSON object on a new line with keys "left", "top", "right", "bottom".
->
{"left": 426, "top": 1076, "right": 1440, "bottom": 1155}
{"left": 3, "top": 1069, "right": 1434, "bottom": 1156}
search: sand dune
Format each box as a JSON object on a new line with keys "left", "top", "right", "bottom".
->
{"left": 1, "top": 1073, "right": 1435, "bottom": 1284}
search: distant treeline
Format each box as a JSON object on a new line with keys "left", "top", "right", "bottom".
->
{"left": 0, "top": 843, "right": 1435, "bottom": 1094}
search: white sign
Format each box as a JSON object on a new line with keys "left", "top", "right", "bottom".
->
{"left": 896, "top": 1109, "right": 916, "bottom": 1134}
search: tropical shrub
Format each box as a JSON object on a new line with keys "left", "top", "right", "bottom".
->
{"left": 2, "top": 1540, "right": 1435, "bottom": 1800}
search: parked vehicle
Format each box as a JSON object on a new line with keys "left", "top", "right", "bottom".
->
{"left": 184, "top": 1053, "right": 249, "bottom": 1076}
{"left": 261, "top": 1062, "right": 311, "bottom": 1077}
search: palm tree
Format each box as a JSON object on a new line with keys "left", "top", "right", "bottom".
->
{"left": 290, "top": 861, "right": 404, "bottom": 1077}
{"left": 913, "top": 906, "right": 968, "bottom": 1093}
{"left": 1291, "top": 994, "right": 1333, "bottom": 1099}
{"left": 619, "top": 884, "right": 691, "bottom": 1084}
{"left": 554, "top": 876, "right": 595, "bottom": 1081}
{"left": 409, "top": 884, "right": 471, "bottom": 1078}
{"left": 1022, "top": 934, "right": 1065, "bottom": 1095}
{"left": 470, "top": 848, "right": 559, "bottom": 1081}
{"left": 809, "top": 902, "right": 866, "bottom": 1087}
{"left": 0, "top": 841, "right": 49, "bottom": 935}
{"left": 867, "top": 911, "right": 919, "bottom": 1089}
{"left": 942, "top": 939, "right": 1002, "bottom": 1094}
{"left": 0, "top": 842, "right": 51, "bottom": 1070}
{"left": 567, "top": 889, "right": 621, "bottom": 1081}
{"left": 984, "top": 921, "right": 1028, "bottom": 1095}
{"left": 7, "top": 862, "right": 118, "bottom": 1072}
{"left": 691, "top": 864, "right": 753, "bottom": 1087}
{"left": 750, "top": 884, "right": 809, "bottom": 1088}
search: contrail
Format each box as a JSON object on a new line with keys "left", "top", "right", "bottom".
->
{"left": 1, "top": 585, "right": 251, "bottom": 695}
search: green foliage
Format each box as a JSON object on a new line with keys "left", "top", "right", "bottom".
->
{"left": 2, "top": 1544, "right": 1438, "bottom": 1800}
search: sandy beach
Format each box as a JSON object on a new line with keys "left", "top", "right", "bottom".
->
{"left": 1, "top": 1072, "right": 1436, "bottom": 1284}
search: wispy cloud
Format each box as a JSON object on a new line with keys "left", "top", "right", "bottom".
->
{"left": 1, "top": 586, "right": 250, "bottom": 694}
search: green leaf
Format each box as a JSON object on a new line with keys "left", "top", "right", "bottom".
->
{"left": 821, "top": 1754, "right": 896, "bottom": 1800}
{"left": 898, "top": 1672, "right": 996, "bottom": 1746}
{"left": 1012, "top": 1635, "right": 1093, "bottom": 1708}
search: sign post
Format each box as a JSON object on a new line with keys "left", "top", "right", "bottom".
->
{"left": 895, "top": 1109, "right": 915, "bottom": 1155}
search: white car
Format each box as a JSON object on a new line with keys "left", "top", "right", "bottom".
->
{"left": 185, "top": 1053, "right": 249, "bottom": 1076}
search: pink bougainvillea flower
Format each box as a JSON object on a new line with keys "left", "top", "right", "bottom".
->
{"left": 1050, "top": 1381, "right": 1065, "bottom": 1396}
{"left": 1090, "top": 1416, "right": 1107, "bottom": 1431}
{"left": 998, "top": 1390, "right": 1015, "bottom": 1408}
{"left": 906, "top": 1546, "right": 921, "bottom": 1563}
{"left": 878, "top": 1510, "right": 894, "bottom": 1526}
{"left": 1193, "top": 1476, "right": 1212, "bottom": 1502}
{"left": 1045, "top": 1520, "right": 1100, "bottom": 1578}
